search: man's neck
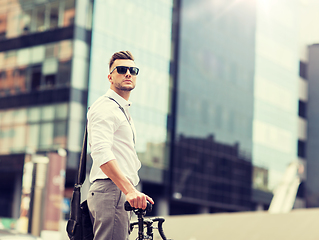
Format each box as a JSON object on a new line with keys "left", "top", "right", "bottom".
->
{"left": 111, "top": 87, "right": 131, "bottom": 101}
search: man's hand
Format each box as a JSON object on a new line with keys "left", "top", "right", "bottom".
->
{"left": 126, "top": 189, "right": 154, "bottom": 210}
{"left": 99, "top": 160, "right": 154, "bottom": 209}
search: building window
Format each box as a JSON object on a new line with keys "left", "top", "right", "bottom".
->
{"left": 298, "top": 140, "right": 306, "bottom": 158}
{"left": 57, "top": 60, "right": 71, "bottom": 87}
{"left": 49, "top": 1, "right": 59, "bottom": 30}
{"left": 44, "top": 74, "right": 56, "bottom": 88}
{"left": 20, "top": 10, "right": 32, "bottom": 34}
{"left": 1, "top": 0, "right": 76, "bottom": 40}
{"left": 35, "top": 5, "right": 46, "bottom": 32}
{"left": 299, "top": 61, "right": 307, "bottom": 80}
{"left": 63, "top": 0, "right": 75, "bottom": 27}
{"left": 30, "top": 66, "right": 42, "bottom": 91}
{"left": 298, "top": 100, "right": 307, "bottom": 119}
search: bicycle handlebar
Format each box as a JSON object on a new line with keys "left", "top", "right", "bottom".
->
{"left": 124, "top": 201, "right": 153, "bottom": 212}
{"left": 151, "top": 217, "right": 167, "bottom": 240}
{"left": 125, "top": 201, "right": 170, "bottom": 240}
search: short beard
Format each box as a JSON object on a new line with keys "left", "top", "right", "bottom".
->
{"left": 114, "top": 82, "right": 135, "bottom": 91}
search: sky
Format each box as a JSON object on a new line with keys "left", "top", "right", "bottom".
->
{"left": 298, "top": 0, "right": 319, "bottom": 61}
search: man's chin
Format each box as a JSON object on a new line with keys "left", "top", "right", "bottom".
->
{"left": 118, "top": 86, "right": 135, "bottom": 91}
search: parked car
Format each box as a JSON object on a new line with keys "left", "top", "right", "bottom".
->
{"left": 0, "top": 229, "right": 42, "bottom": 240}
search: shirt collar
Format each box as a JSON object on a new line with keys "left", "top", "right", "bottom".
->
{"left": 105, "top": 89, "right": 132, "bottom": 107}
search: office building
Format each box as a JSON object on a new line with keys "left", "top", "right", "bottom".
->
{"left": 169, "top": 0, "right": 256, "bottom": 213}
{"left": 0, "top": 0, "right": 311, "bottom": 236}
{"left": 251, "top": 0, "right": 301, "bottom": 210}
{"left": 305, "top": 44, "right": 319, "bottom": 208}
{"left": 0, "top": 0, "right": 93, "bottom": 234}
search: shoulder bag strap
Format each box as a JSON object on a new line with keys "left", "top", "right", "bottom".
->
{"left": 108, "top": 97, "right": 136, "bottom": 145}
{"left": 76, "top": 122, "right": 88, "bottom": 186}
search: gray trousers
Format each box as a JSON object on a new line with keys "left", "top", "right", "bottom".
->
{"left": 87, "top": 179, "right": 131, "bottom": 240}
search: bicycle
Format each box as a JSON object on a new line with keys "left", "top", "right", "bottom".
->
{"left": 124, "top": 201, "right": 171, "bottom": 240}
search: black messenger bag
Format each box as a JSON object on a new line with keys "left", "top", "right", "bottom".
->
{"left": 66, "top": 124, "right": 94, "bottom": 240}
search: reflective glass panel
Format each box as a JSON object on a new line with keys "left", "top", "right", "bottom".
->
{"left": 55, "top": 104, "right": 68, "bottom": 120}
{"left": 39, "top": 122, "right": 54, "bottom": 148}
{"left": 63, "top": 0, "right": 75, "bottom": 27}
{"left": 49, "top": 1, "right": 59, "bottom": 29}
{"left": 12, "top": 125, "right": 26, "bottom": 151}
{"left": 26, "top": 124, "right": 39, "bottom": 150}
{"left": 41, "top": 106, "right": 55, "bottom": 121}
{"left": 28, "top": 107, "right": 41, "bottom": 123}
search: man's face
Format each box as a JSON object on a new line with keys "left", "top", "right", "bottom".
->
{"left": 108, "top": 59, "right": 137, "bottom": 92}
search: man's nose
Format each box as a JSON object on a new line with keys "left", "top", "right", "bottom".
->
{"left": 125, "top": 69, "right": 131, "bottom": 76}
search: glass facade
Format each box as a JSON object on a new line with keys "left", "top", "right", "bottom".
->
{"left": 0, "top": 0, "right": 75, "bottom": 40}
{"left": 0, "top": 40, "right": 72, "bottom": 96}
{"left": 0, "top": 103, "right": 68, "bottom": 154}
{"left": 88, "top": 0, "right": 173, "bottom": 171}
{"left": 0, "top": 0, "right": 306, "bottom": 221}
{"left": 306, "top": 44, "right": 319, "bottom": 207}
{"left": 171, "top": 0, "right": 256, "bottom": 211}
{"left": 253, "top": 0, "right": 299, "bottom": 191}
{"left": 0, "top": 0, "right": 93, "bottom": 222}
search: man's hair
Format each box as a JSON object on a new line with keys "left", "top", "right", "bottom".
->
{"left": 109, "top": 51, "right": 135, "bottom": 70}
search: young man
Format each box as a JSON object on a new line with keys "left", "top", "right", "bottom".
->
{"left": 87, "top": 51, "right": 154, "bottom": 240}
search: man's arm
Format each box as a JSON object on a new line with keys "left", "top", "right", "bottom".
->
{"left": 100, "top": 159, "right": 154, "bottom": 209}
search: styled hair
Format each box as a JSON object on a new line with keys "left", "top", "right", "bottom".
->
{"left": 109, "top": 51, "right": 135, "bottom": 70}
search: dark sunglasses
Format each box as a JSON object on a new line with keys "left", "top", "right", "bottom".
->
{"left": 110, "top": 66, "right": 139, "bottom": 76}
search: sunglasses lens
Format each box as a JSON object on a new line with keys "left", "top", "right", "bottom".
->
{"left": 117, "top": 66, "right": 128, "bottom": 74}
{"left": 130, "top": 67, "right": 139, "bottom": 76}
{"left": 115, "top": 66, "right": 139, "bottom": 75}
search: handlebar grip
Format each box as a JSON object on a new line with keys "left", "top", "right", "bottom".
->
{"left": 124, "top": 201, "right": 153, "bottom": 212}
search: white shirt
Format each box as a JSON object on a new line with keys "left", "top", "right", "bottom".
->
{"left": 87, "top": 89, "right": 141, "bottom": 186}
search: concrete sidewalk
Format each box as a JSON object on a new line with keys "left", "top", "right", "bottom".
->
{"left": 133, "top": 208, "right": 319, "bottom": 240}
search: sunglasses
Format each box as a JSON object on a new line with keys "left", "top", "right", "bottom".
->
{"left": 110, "top": 66, "right": 139, "bottom": 76}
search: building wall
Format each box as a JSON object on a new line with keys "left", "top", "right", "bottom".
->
{"left": 0, "top": 0, "right": 93, "bottom": 220}
{"left": 172, "top": 0, "right": 256, "bottom": 212}
{"left": 253, "top": 0, "right": 299, "bottom": 196}
{"left": 88, "top": 0, "right": 174, "bottom": 179}
{"left": 306, "top": 44, "right": 319, "bottom": 207}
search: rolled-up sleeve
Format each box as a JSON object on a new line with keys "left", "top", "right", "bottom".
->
{"left": 89, "top": 110, "right": 118, "bottom": 167}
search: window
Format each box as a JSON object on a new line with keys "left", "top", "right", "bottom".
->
{"left": 12, "top": 125, "right": 26, "bottom": 151}
{"left": 55, "top": 104, "right": 68, "bottom": 119}
{"left": 35, "top": 5, "right": 46, "bottom": 32}
{"left": 0, "top": 71, "right": 6, "bottom": 80}
{"left": 28, "top": 107, "right": 41, "bottom": 123}
{"left": 30, "top": 66, "right": 42, "bottom": 91}
{"left": 57, "top": 60, "right": 71, "bottom": 86}
{"left": 298, "top": 100, "right": 307, "bottom": 119}
{"left": 6, "top": 8, "right": 20, "bottom": 38}
{"left": 59, "top": 41, "right": 73, "bottom": 61}
{"left": 41, "top": 106, "right": 55, "bottom": 121}
{"left": 17, "top": 48, "right": 31, "bottom": 66}
{"left": 0, "top": 0, "right": 77, "bottom": 39}
{"left": 0, "top": 104, "right": 69, "bottom": 154}
{"left": 45, "top": 74, "right": 56, "bottom": 88}
{"left": 43, "top": 58, "right": 58, "bottom": 78}
{"left": 49, "top": 1, "right": 59, "bottom": 29}
{"left": 19, "top": 9, "right": 31, "bottom": 34}
{"left": 299, "top": 61, "right": 307, "bottom": 80}
{"left": 298, "top": 140, "right": 306, "bottom": 158}
{"left": 53, "top": 121, "right": 67, "bottom": 146}
{"left": 26, "top": 124, "right": 40, "bottom": 150}
{"left": 0, "top": 13, "right": 7, "bottom": 39}
{"left": 63, "top": 0, "right": 75, "bottom": 27}
{"left": 45, "top": 43, "right": 58, "bottom": 59}
{"left": 39, "top": 122, "right": 54, "bottom": 148}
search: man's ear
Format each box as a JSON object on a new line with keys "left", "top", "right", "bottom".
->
{"left": 108, "top": 74, "right": 112, "bottom": 84}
